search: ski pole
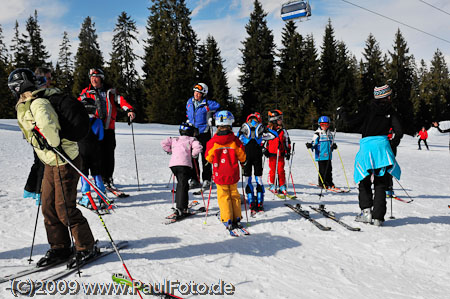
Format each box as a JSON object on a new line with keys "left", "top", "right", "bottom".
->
{"left": 171, "top": 174, "right": 175, "bottom": 209}
{"left": 306, "top": 147, "right": 326, "bottom": 189}
{"left": 286, "top": 143, "right": 295, "bottom": 193}
{"left": 336, "top": 148, "right": 351, "bottom": 191}
{"left": 193, "top": 160, "right": 206, "bottom": 207}
{"left": 129, "top": 118, "right": 140, "bottom": 191}
{"left": 240, "top": 172, "right": 249, "bottom": 226}
{"left": 273, "top": 148, "right": 280, "bottom": 199}
{"left": 28, "top": 201, "right": 41, "bottom": 264}
{"left": 55, "top": 155, "right": 81, "bottom": 277}
{"left": 290, "top": 173, "right": 297, "bottom": 197}
{"left": 394, "top": 177, "right": 414, "bottom": 203}
{"left": 53, "top": 148, "right": 114, "bottom": 210}
{"left": 85, "top": 190, "right": 143, "bottom": 299}
{"left": 166, "top": 173, "right": 173, "bottom": 188}
{"left": 203, "top": 184, "right": 213, "bottom": 224}
{"left": 389, "top": 196, "right": 395, "bottom": 219}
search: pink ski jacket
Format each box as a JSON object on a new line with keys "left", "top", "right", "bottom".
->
{"left": 161, "top": 136, "right": 203, "bottom": 168}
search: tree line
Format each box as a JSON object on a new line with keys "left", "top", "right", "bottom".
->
{"left": 0, "top": 0, "right": 448, "bottom": 135}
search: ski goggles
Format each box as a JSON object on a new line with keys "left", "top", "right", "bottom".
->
{"left": 89, "top": 69, "right": 104, "bottom": 79}
{"left": 193, "top": 84, "right": 204, "bottom": 92}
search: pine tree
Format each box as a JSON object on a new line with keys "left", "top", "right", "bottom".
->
{"left": 386, "top": 29, "right": 415, "bottom": 134}
{"left": 26, "top": 10, "right": 50, "bottom": 71}
{"left": 143, "top": 0, "right": 197, "bottom": 123}
{"left": 0, "top": 24, "right": 14, "bottom": 119}
{"left": 72, "top": 16, "right": 104, "bottom": 97}
{"left": 412, "top": 59, "right": 430, "bottom": 128}
{"left": 10, "top": 21, "right": 30, "bottom": 68}
{"left": 108, "top": 11, "right": 141, "bottom": 121}
{"left": 361, "top": 33, "right": 385, "bottom": 103}
{"left": 301, "top": 34, "right": 321, "bottom": 128}
{"left": 197, "top": 35, "right": 231, "bottom": 114}
{"left": 55, "top": 31, "right": 74, "bottom": 93}
{"left": 426, "top": 49, "right": 450, "bottom": 122}
{"left": 239, "top": 0, "right": 276, "bottom": 119}
{"left": 277, "top": 21, "right": 303, "bottom": 128}
{"left": 319, "top": 19, "right": 338, "bottom": 114}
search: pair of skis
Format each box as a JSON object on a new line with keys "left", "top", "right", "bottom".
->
{"left": 106, "top": 185, "right": 130, "bottom": 198}
{"left": 227, "top": 225, "right": 250, "bottom": 237}
{"left": 285, "top": 203, "right": 360, "bottom": 231}
{"left": 164, "top": 201, "right": 206, "bottom": 224}
{"left": 3, "top": 241, "right": 128, "bottom": 293}
{"left": 309, "top": 183, "right": 350, "bottom": 193}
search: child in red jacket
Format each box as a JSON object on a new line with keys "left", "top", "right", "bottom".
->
{"left": 205, "top": 111, "right": 246, "bottom": 231}
{"left": 264, "top": 110, "right": 291, "bottom": 196}
{"left": 417, "top": 126, "right": 429, "bottom": 150}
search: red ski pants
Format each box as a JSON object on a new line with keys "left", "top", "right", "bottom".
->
{"left": 268, "top": 156, "right": 286, "bottom": 187}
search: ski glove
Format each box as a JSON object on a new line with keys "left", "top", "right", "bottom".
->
{"left": 331, "top": 143, "right": 337, "bottom": 150}
{"left": 285, "top": 152, "right": 291, "bottom": 160}
{"left": 305, "top": 142, "right": 313, "bottom": 149}
{"left": 262, "top": 147, "right": 270, "bottom": 158}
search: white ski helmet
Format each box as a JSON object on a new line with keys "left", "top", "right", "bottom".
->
{"left": 193, "top": 83, "right": 208, "bottom": 96}
{"left": 215, "top": 110, "right": 234, "bottom": 127}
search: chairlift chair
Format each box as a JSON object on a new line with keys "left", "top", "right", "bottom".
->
{"left": 281, "top": 0, "right": 311, "bottom": 22}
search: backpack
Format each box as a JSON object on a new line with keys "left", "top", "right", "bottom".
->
{"left": 35, "top": 90, "right": 90, "bottom": 141}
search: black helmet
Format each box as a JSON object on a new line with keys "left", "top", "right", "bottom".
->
{"left": 179, "top": 122, "right": 195, "bottom": 136}
{"left": 8, "top": 68, "right": 38, "bottom": 99}
{"left": 88, "top": 68, "right": 105, "bottom": 80}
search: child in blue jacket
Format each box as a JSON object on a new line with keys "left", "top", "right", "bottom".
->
{"left": 306, "top": 116, "right": 337, "bottom": 189}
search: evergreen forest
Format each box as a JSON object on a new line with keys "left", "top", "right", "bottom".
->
{"left": 1, "top": 0, "right": 449, "bottom": 135}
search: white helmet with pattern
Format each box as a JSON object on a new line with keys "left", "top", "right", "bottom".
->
{"left": 193, "top": 83, "right": 208, "bottom": 96}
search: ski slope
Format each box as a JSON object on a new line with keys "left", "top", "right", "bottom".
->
{"left": 1, "top": 119, "right": 449, "bottom": 299}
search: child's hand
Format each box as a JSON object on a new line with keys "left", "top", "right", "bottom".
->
{"left": 305, "top": 142, "right": 313, "bottom": 149}
{"left": 331, "top": 143, "right": 337, "bottom": 150}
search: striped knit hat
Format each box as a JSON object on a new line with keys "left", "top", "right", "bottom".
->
{"left": 374, "top": 84, "right": 392, "bottom": 99}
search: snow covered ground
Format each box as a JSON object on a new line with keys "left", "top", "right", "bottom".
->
{"left": 1, "top": 119, "right": 450, "bottom": 299}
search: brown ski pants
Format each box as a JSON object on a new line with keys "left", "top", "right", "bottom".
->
{"left": 41, "top": 156, "right": 95, "bottom": 251}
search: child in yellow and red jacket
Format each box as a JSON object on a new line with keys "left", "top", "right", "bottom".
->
{"left": 264, "top": 110, "right": 291, "bottom": 195}
{"left": 205, "top": 111, "right": 246, "bottom": 231}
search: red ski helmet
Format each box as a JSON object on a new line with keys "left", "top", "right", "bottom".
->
{"left": 246, "top": 112, "right": 262, "bottom": 123}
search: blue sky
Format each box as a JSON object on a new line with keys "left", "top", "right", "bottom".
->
{"left": 1, "top": 0, "right": 449, "bottom": 96}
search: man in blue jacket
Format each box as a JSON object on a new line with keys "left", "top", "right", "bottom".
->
{"left": 186, "top": 83, "right": 220, "bottom": 189}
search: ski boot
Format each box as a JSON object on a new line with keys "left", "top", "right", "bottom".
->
{"left": 279, "top": 185, "right": 287, "bottom": 196}
{"left": 268, "top": 184, "right": 277, "bottom": 194}
{"left": 67, "top": 245, "right": 99, "bottom": 269}
{"left": 355, "top": 208, "right": 372, "bottom": 223}
{"left": 189, "top": 179, "right": 202, "bottom": 190}
{"left": 373, "top": 219, "right": 384, "bottom": 227}
{"left": 37, "top": 247, "right": 73, "bottom": 267}
{"left": 78, "top": 193, "right": 91, "bottom": 208}
{"left": 255, "top": 179, "right": 265, "bottom": 212}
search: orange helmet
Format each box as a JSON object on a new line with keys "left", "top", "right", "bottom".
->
{"left": 268, "top": 109, "right": 283, "bottom": 122}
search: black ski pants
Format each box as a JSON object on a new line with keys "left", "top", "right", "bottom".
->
{"left": 358, "top": 173, "right": 388, "bottom": 221}
{"left": 24, "top": 150, "right": 45, "bottom": 194}
{"left": 100, "top": 129, "right": 116, "bottom": 181}
{"left": 171, "top": 166, "right": 191, "bottom": 210}
{"left": 243, "top": 140, "right": 263, "bottom": 177}
{"left": 418, "top": 139, "right": 429, "bottom": 150}
{"left": 192, "top": 131, "right": 212, "bottom": 182}
{"left": 318, "top": 160, "right": 334, "bottom": 187}
{"left": 78, "top": 130, "right": 103, "bottom": 177}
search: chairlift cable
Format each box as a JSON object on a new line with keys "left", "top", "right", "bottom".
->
{"left": 340, "top": 0, "right": 450, "bottom": 45}
{"left": 418, "top": 0, "right": 450, "bottom": 17}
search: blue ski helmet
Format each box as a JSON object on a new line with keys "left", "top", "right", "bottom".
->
{"left": 318, "top": 116, "right": 330, "bottom": 124}
{"left": 215, "top": 110, "right": 234, "bottom": 126}
{"left": 179, "top": 122, "right": 195, "bottom": 136}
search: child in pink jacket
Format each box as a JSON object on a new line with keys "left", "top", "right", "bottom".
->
{"left": 161, "top": 122, "right": 203, "bottom": 216}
